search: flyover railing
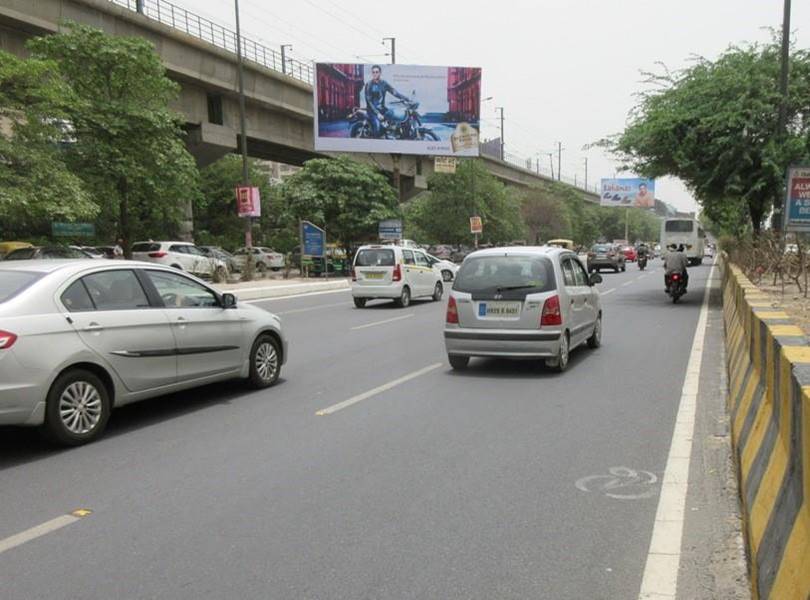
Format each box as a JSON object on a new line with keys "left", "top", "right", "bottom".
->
{"left": 109, "top": 0, "right": 315, "bottom": 84}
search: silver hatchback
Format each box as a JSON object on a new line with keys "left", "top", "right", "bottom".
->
{"left": 0, "top": 261, "right": 287, "bottom": 445}
{"left": 444, "top": 247, "right": 603, "bottom": 371}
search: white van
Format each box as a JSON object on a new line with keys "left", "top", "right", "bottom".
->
{"left": 351, "top": 245, "right": 444, "bottom": 308}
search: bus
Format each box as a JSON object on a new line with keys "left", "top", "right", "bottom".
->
{"left": 660, "top": 218, "right": 705, "bottom": 266}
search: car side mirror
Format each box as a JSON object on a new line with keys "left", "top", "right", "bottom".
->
{"left": 222, "top": 292, "right": 237, "bottom": 308}
{"left": 589, "top": 273, "right": 603, "bottom": 286}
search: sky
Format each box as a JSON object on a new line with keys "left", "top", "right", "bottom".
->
{"left": 190, "top": 0, "right": 809, "bottom": 213}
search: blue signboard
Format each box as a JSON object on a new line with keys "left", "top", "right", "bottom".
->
{"left": 785, "top": 167, "right": 810, "bottom": 232}
{"left": 301, "top": 221, "right": 325, "bottom": 256}
{"left": 378, "top": 219, "right": 403, "bottom": 240}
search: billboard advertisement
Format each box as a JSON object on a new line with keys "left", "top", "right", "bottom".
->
{"left": 301, "top": 221, "right": 325, "bottom": 257}
{"left": 600, "top": 178, "right": 656, "bottom": 208}
{"left": 314, "top": 63, "right": 481, "bottom": 156}
{"left": 785, "top": 166, "right": 810, "bottom": 232}
{"left": 236, "top": 186, "right": 261, "bottom": 217}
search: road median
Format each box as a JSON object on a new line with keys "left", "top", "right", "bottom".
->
{"left": 216, "top": 277, "right": 350, "bottom": 301}
{"left": 722, "top": 256, "right": 810, "bottom": 599}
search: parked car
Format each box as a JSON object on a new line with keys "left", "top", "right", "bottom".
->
{"left": 131, "top": 241, "right": 228, "bottom": 279}
{"left": 621, "top": 245, "right": 637, "bottom": 262}
{"left": 92, "top": 246, "right": 119, "bottom": 259}
{"left": 451, "top": 245, "right": 474, "bottom": 264}
{"left": 428, "top": 245, "right": 455, "bottom": 261}
{"left": 232, "top": 247, "right": 285, "bottom": 274}
{"left": 547, "top": 239, "right": 575, "bottom": 250}
{"left": 3, "top": 246, "right": 92, "bottom": 260}
{"left": 199, "top": 246, "right": 238, "bottom": 273}
{"left": 351, "top": 244, "right": 443, "bottom": 308}
{"left": 426, "top": 253, "right": 459, "bottom": 282}
{"left": 586, "top": 243, "right": 626, "bottom": 273}
{"left": 73, "top": 246, "right": 106, "bottom": 259}
{"left": 0, "top": 260, "right": 286, "bottom": 445}
{"left": 0, "top": 241, "right": 32, "bottom": 259}
{"left": 444, "top": 246, "right": 603, "bottom": 372}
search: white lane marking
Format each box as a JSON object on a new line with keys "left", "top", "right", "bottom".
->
{"left": 243, "top": 288, "right": 350, "bottom": 304}
{"left": 601, "top": 289, "right": 616, "bottom": 296}
{"left": 351, "top": 313, "right": 415, "bottom": 330}
{"left": 621, "top": 281, "right": 633, "bottom": 287}
{"left": 276, "top": 301, "right": 347, "bottom": 315}
{"left": 0, "top": 510, "right": 91, "bottom": 555}
{"left": 576, "top": 467, "right": 659, "bottom": 500}
{"left": 316, "top": 362, "right": 442, "bottom": 416}
{"left": 637, "top": 261, "right": 716, "bottom": 599}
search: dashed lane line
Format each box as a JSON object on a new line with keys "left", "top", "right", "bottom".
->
{"left": 0, "top": 509, "right": 92, "bottom": 556}
{"left": 315, "top": 363, "right": 443, "bottom": 416}
{"left": 351, "top": 313, "right": 415, "bottom": 330}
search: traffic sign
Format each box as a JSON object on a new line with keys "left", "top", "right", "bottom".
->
{"left": 470, "top": 216, "right": 483, "bottom": 234}
{"left": 434, "top": 157, "right": 457, "bottom": 174}
{"left": 378, "top": 219, "right": 403, "bottom": 240}
{"left": 301, "top": 221, "right": 325, "bottom": 257}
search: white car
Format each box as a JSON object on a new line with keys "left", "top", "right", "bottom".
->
{"left": 233, "top": 247, "right": 285, "bottom": 274}
{"left": 351, "top": 244, "right": 444, "bottom": 308}
{"left": 426, "top": 253, "right": 459, "bottom": 282}
{"left": 131, "top": 241, "right": 228, "bottom": 278}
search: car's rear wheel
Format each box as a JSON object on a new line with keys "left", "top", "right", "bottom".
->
{"left": 587, "top": 315, "right": 602, "bottom": 349}
{"left": 546, "top": 332, "right": 570, "bottom": 372}
{"left": 441, "top": 269, "right": 453, "bottom": 282}
{"left": 621, "top": 264, "right": 626, "bottom": 272}
{"left": 449, "top": 355, "right": 469, "bottom": 370}
{"left": 395, "top": 286, "right": 411, "bottom": 308}
{"left": 248, "top": 334, "right": 281, "bottom": 388}
{"left": 353, "top": 297, "right": 367, "bottom": 308}
{"left": 432, "top": 282, "right": 443, "bottom": 301}
{"left": 613, "top": 266, "right": 619, "bottom": 273}
{"left": 42, "top": 369, "right": 111, "bottom": 446}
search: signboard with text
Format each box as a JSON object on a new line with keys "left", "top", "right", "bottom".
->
{"left": 434, "top": 157, "right": 457, "bottom": 174}
{"left": 301, "top": 221, "right": 325, "bottom": 257}
{"left": 470, "top": 216, "right": 483, "bottom": 234}
{"left": 236, "top": 186, "right": 261, "bottom": 217}
{"left": 378, "top": 219, "right": 403, "bottom": 240}
{"left": 785, "top": 166, "right": 810, "bottom": 232}
{"left": 52, "top": 222, "right": 95, "bottom": 237}
{"left": 600, "top": 178, "right": 656, "bottom": 208}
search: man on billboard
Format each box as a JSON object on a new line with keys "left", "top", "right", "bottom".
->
{"left": 634, "top": 182, "right": 655, "bottom": 208}
{"left": 364, "top": 64, "right": 411, "bottom": 138}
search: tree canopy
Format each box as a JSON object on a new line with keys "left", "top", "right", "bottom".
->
{"left": 607, "top": 39, "right": 810, "bottom": 233}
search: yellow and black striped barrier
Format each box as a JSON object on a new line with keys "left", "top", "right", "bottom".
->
{"left": 722, "top": 259, "right": 810, "bottom": 599}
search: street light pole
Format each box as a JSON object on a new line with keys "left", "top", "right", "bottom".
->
{"left": 495, "top": 106, "right": 504, "bottom": 160}
{"left": 234, "top": 0, "right": 252, "bottom": 251}
{"left": 583, "top": 157, "right": 588, "bottom": 189}
{"left": 280, "top": 44, "right": 292, "bottom": 75}
{"left": 774, "top": 0, "right": 792, "bottom": 233}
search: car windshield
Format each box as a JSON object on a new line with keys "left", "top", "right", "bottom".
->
{"left": 592, "top": 244, "right": 611, "bottom": 252}
{"left": 453, "top": 255, "right": 555, "bottom": 294}
{"left": 0, "top": 270, "right": 42, "bottom": 302}
{"left": 354, "top": 248, "right": 395, "bottom": 267}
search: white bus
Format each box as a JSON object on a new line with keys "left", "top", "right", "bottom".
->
{"left": 660, "top": 218, "right": 705, "bottom": 266}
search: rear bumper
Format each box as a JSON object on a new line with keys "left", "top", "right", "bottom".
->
{"left": 0, "top": 350, "right": 46, "bottom": 426}
{"left": 444, "top": 328, "right": 562, "bottom": 358}
{"left": 588, "top": 259, "right": 621, "bottom": 269}
{"left": 352, "top": 283, "right": 404, "bottom": 299}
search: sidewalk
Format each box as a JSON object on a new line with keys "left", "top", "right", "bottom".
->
{"left": 215, "top": 276, "right": 350, "bottom": 301}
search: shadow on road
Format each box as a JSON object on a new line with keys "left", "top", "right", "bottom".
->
{"left": 0, "top": 378, "right": 287, "bottom": 470}
{"left": 444, "top": 349, "right": 590, "bottom": 379}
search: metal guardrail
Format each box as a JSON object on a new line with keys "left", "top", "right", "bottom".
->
{"left": 110, "top": 0, "right": 314, "bottom": 84}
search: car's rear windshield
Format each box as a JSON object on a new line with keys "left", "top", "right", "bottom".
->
{"left": 592, "top": 244, "right": 611, "bottom": 252}
{"left": 0, "top": 270, "right": 42, "bottom": 303}
{"left": 354, "top": 249, "right": 395, "bottom": 267}
{"left": 132, "top": 243, "right": 160, "bottom": 252}
{"left": 665, "top": 220, "right": 694, "bottom": 232}
{"left": 3, "top": 248, "right": 37, "bottom": 260}
{"left": 453, "top": 255, "right": 556, "bottom": 294}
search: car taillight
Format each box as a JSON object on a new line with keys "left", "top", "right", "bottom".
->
{"left": 392, "top": 264, "right": 402, "bottom": 282}
{"left": 0, "top": 330, "right": 18, "bottom": 350}
{"left": 540, "top": 295, "right": 562, "bottom": 326}
{"left": 446, "top": 296, "right": 459, "bottom": 324}
{"left": 148, "top": 251, "right": 167, "bottom": 258}
{"left": 671, "top": 274, "right": 680, "bottom": 281}
{"left": 351, "top": 267, "right": 357, "bottom": 282}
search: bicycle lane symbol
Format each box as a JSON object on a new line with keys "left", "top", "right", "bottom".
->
{"left": 575, "top": 466, "right": 659, "bottom": 500}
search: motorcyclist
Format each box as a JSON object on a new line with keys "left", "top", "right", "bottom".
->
{"left": 663, "top": 244, "right": 689, "bottom": 292}
{"left": 637, "top": 243, "right": 649, "bottom": 260}
{"left": 364, "top": 64, "right": 411, "bottom": 138}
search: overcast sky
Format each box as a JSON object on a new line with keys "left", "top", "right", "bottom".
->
{"left": 192, "top": 0, "right": 809, "bottom": 213}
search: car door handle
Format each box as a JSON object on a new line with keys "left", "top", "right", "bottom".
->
{"left": 175, "top": 317, "right": 187, "bottom": 327}
{"left": 84, "top": 322, "right": 103, "bottom": 332}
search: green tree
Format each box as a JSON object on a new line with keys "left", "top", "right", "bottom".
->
{"left": 607, "top": 39, "right": 810, "bottom": 233}
{"left": 28, "top": 23, "right": 200, "bottom": 254}
{"left": 405, "top": 159, "right": 525, "bottom": 245}
{"left": 520, "top": 190, "right": 572, "bottom": 244}
{"left": 280, "top": 156, "right": 399, "bottom": 251}
{"left": 0, "top": 50, "right": 96, "bottom": 238}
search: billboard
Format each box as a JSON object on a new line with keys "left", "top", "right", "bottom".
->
{"left": 314, "top": 63, "right": 481, "bottom": 156}
{"left": 378, "top": 219, "right": 403, "bottom": 240}
{"left": 784, "top": 166, "right": 810, "bottom": 232}
{"left": 236, "top": 186, "right": 261, "bottom": 217}
{"left": 600, "top": 178, "right": 656, "bottom": 208}
{"left": 301, "top": 221, "right": 325, "bottom": 257}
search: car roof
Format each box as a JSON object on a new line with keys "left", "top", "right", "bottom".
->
{"left": 133, "top": 241, "right": 193, "bottom": 246}
{"left": 465, "top": 245, "right": 570, "bottom": 259}
{"left": 0, "top": 259, "right": 169, "bottom": 275}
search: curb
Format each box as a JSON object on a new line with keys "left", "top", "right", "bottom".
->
{"left": 722, "top": 256, "right": 810, "bottom": 599}
{"left": 219, "top": 280, "right": 350, "bottom": 301}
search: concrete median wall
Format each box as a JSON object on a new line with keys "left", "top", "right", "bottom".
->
{"left": 722, "top": 259, "right": 810, "bottom": 599}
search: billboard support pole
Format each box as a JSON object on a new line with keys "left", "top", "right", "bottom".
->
{"left": 391, "top": 154, "right": 401, "bottom": 201}
{"left": 625, "top": 207, "right": 630, "bottom": 242}
{"left": 234, "top": 0, "right": 253, "bottom": 263}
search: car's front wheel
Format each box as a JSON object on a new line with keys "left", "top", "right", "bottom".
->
{"left": 248, "top": 334, "right": 281, "bottom": 388}
{"left": 42, "top": 369, "right": 111, "bottom": 446}
{"left": 441, "top": 269, "right": 453, "bottom": 282}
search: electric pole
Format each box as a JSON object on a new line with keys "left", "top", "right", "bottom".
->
{"left": 383, "top": 37, "right": 396, "bottom": 64}
{"left": 495, "top": 107, "right": 504, "bottom": 160}
{"left": 774, "top": 0, "right": 792, "bottom": 233}
{"left": 234, "top": 0, "right": 252, "bottom": 250}
{"left": 548, "top": 153, "right": 555, "bottom": 180}
{"left": 557, "top": 142, "right": 562, "bottom": 181}
{"left": 583, "top": 157, "right": 588, "bottom": 190}
{"left": 280, "top": 44, "right": 292, "bottom": 75}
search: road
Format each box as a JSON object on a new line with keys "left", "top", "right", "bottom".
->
{"left": 0, "top": 260, "right": 742, "bottom": 599}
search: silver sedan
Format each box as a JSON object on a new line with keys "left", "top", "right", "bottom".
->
{"left": 0, "top": 260, "right": 287, "bottom": 445}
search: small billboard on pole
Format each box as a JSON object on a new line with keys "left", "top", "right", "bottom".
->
{"left": 236, "top": 186, "right": 261, "bottom": 217}
{"left": 469, "top": 216, "right": 483, "bottom": 234}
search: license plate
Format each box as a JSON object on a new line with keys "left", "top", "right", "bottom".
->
{"left": 478, "top": 301, "right": 521, "bottom": 318}
{"left": 364, "top": 272, "right": 384, "bottom": 280}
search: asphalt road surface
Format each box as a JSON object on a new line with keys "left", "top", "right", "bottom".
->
{"left": 0, "top": 259, "right": 742, "bottom": 599}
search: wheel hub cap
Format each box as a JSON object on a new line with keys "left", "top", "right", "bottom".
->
{"left": 255, "top": 342, "right": 278, "bottom": 382}
{"left": 59, "top": 381, "right": 102, "bottom": 435}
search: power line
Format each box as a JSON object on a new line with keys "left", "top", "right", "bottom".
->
{"left": 301, "top": 0, "right": 383, "bottom": 47}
